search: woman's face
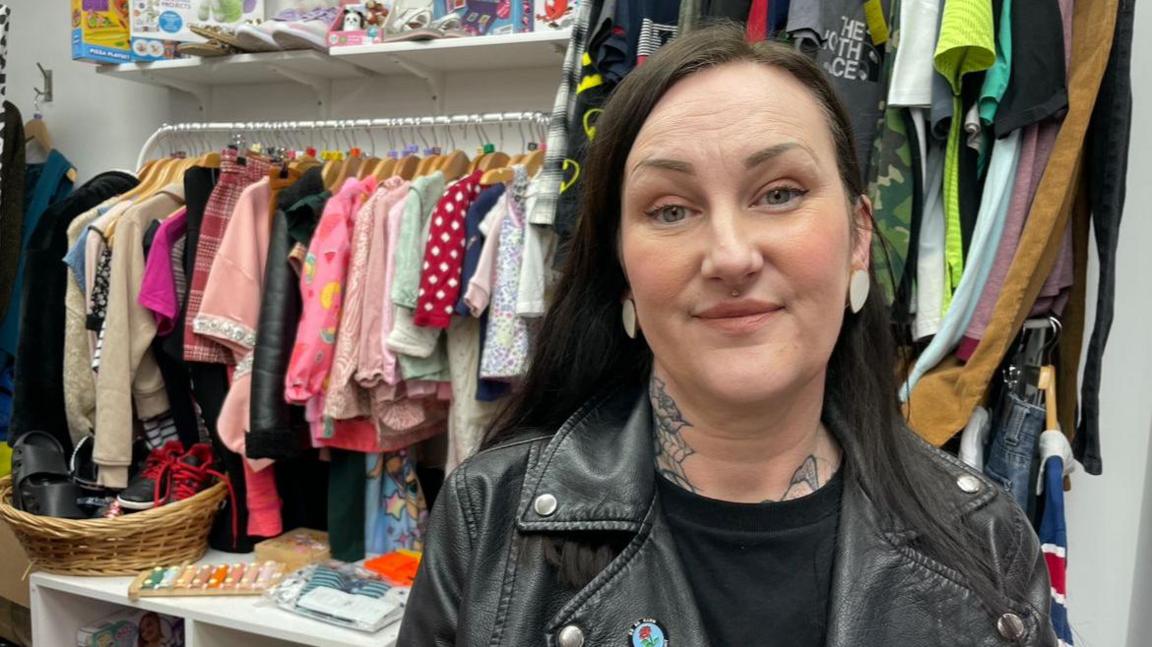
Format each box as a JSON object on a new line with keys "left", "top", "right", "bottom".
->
{"left": 620, "top": 61, "right": 870, "bottom": 407}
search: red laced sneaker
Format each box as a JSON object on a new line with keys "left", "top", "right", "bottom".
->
{"left": 169, "top": 443, "right": 239, "bottom": 546}
{"left": 115, "top": 440, "right": 185, "bottom": 511}
{"left": 169, "top": 443, "right": 224, "bottom": 503}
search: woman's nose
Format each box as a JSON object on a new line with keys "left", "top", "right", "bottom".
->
{"left": 700, "top": 209, "right": 764, "bottom": 286}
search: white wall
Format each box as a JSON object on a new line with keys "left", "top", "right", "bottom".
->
{"left": 5, "top": 0, "right": 1152, "bottom": 644}
{"left": 4, "top": 0, "right": 170, "bottom": 181}
{"left": 1067, "top": 4, "right": 1152, "bottom": 646}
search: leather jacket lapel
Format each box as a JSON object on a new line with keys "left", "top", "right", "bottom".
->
{"left": 516, "top": 386, "right": 710, "bottom": 645}
{"left": 545, "top": 492, "right": 711, "bottom": 647}
{"left": 518, "top": 386, "right": 656, "bottom": 534}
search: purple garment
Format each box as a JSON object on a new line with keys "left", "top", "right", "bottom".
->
{"left": 1030, "top": 0, "right": 1076, "bottom": 319}
{"left": 958, "top": 0, "right": 1074, "bottom": 360}
{"left": 138, "top": 208, "right": 188, "bottom": 337}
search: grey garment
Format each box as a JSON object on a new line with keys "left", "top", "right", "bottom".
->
{"left": 678, "top": 0, "right": 701, "bottom": 34}
{"left": 786, "top": 0, "right": 888, "bottom": 169}
{"left": 530, "top": 0, "right": 596, "bottom": 227}
{"left": 984, "top": 389, "right": 1045, "bottom": 521}
{"left": 928, "top": 0, "right": 953, "bottom": 140}
{"left": 1075, "top": 0, "right": 1134, "bottom": 476}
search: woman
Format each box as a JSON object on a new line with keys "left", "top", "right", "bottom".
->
{"left": 400, "top": 25, "right": 1054, "bottom": 646}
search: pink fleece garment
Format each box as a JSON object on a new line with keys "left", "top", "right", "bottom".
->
{"left": 356, "top": 182, "right": 411, "bottom": 391}
{"left": 284, "top": 177, "right": 378, "bottom": 403}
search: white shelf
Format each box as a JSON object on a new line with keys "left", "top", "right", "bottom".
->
{"left": 95, "top": 31, "right": 570, "bottom": 86}
{"left": 96, "top": 49, "right": 373, "bottom": 86}
{"left": 93, "top": 31, "right": 569, "bottom": 116}
{"left": 30, "top": 550, "right": 400, "bottom": 647}
{"left": 331, "top": 29, "right": 570, "bottom": 74}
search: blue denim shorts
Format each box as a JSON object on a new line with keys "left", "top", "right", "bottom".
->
{"left": 984, "top": 390, "right": 1045, "bottom": 519}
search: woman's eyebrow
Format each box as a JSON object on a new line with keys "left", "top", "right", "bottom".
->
{"left": 633, "top": 157, "right": 695, "bottom": 175}
{"left": 631, "top": 142, "right": 814, "bottom": 176}
{"left": 744, "top": 142, "right": 809, "bottom": 169}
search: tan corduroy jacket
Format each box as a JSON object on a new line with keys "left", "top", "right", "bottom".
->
{"left": 92, "top": 185, "right": 185, "bottom": 488}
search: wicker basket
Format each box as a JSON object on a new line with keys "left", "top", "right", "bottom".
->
{"left": 0, "top": 475, "right": 227, "bottom": 576}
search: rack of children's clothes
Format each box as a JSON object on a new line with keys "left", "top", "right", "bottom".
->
{"left": 3, "top": 110, "right": 555, "bottom": 569}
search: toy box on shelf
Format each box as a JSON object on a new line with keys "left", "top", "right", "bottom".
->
{"left": 435, "top": 0, "right": 534, "bottom": 36}
{"left": 327, "top": 1, "right": 390, "bottom": 47}
{"left": 129, "top": 0, "right": 265, "bottom": 62}
{"left": 76, "top": 608, "right": 184, "bottom": 647}
{"left": 72, "top": 0, "right": 133, "bottom": 64}
{"left": 534, "top": 0, "right": 577, "bottom": 31}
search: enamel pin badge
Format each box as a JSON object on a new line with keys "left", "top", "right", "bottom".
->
{"left": 629, "top": 619, "right": 668, "bottom": 647}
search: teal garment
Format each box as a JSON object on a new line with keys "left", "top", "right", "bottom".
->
{"left": 390, "top": 172, "right": 446, "bottom": 309}
{"left": 0, "top": 149, "right": 73, "bottom": 359}
{"left": 397, "top": 337, "right": 450, "bottom": 382}
{"left": 976, "top": 0, "right": 1012, "bottom": 174}
{"left": 978, "top": 0, "right": 1013, "bottom": 126}
{"left": 391, "top": 171, "right": 450, "bottom": 382}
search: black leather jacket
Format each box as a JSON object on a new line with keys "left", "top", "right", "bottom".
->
{"left": 247, "top": 168, "right": 324, "bottom": 460}
{"left": 399, "top": 385, "right": 1056, "bottom": 646}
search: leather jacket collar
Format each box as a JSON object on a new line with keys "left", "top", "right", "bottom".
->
{"left": 513, "top": 384, "right": 1049, "bottom": 646}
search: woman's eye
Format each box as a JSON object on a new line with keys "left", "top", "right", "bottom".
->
{"left": 647, "top": 204, "right": 691, "bottom": 224}
{"left": 757, "top": 186, "right": 808, "bottom": 208}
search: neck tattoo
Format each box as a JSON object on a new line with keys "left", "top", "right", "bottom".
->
{"left": 649, "top": 377, "right": 838, "bottom": 501}
{"left": 651, "top": 376, "right": 699, "bottom": 493}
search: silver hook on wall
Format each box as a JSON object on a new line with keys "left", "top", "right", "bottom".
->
{"left": 33, "top": 63, "right": 53, "bottom": 117}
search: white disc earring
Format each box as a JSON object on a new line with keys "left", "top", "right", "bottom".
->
{"left": 622, "top": 299, "right": 638, "bottom": 338}
{"left": 849, "top": 269, "right": 870, "bottom": 313}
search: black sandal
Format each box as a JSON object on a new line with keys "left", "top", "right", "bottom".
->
{"left": 11, "top": 432, "right": 85, "bottom": 519}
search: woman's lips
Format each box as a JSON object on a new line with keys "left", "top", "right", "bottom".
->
{"left": 694, "top": 300, "right": 783, "bottom": 335}
{"left": 695, "top": 309, "right": 780, "bottom": 334}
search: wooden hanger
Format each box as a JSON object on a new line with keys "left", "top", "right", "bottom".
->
{"left": 338, "top": 148, "right": 365, "bottom": 183}
{"left": 480, "top": 166, "right": 516, "bottom": 186}
{"left": 372, "top": 157, "right": 398, "bottom": 180}
{"left": 121, "top": 156, "right": 173, "bottom": 201}
{"left": 478, "top": 151, "right": 510, "bottom": 172}
{"left": 394, "top": 154, "right": 421, "bottom": 180}
{"left": 25, "top": 115, "right": 78, "bottom": 182}
{"left": 321, "top": 155, "right": 344, "bottom": 191}
{"left": 1037, "top": 366, "right": 1059, "bottom": 432}
{"left": 416, "top": 153, "right": 441, "bottom": 177}
{"left": 523, "top": 149, "right": 544, "bottom": 177}
{"left": 358, "top": 156, "right": 382, "bottom": 179}
{"left": 24, "top": 115, "right": 53, "bottom": 154}
{"left": 440, "top": 150, "right": 471, "bottom": 182}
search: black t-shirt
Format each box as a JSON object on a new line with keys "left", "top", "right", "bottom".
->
{"left": 658, "top": 467, "right": 843, "bottom": 646}
{"left": 993, "top": 0, "right": 1067, "bottom": 137}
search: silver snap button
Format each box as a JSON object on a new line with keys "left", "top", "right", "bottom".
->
{"left": 997, "top": 612, "right": 1026, "bottom": 641}
{"left": 957, "top": 474, "right": 982, "bottom": 493}
{"left": 558, "top": 624, "right": 585, "bottom": 647}
{"left": 533, "top": 493, "right": 558, "bottom": 517}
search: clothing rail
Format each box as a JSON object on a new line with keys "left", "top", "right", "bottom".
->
{"left": 136, "top": 111, "right": 551, "bottom": 170}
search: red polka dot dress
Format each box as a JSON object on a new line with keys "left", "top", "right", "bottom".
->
{"left": 413, "top": 170, "right": 484, "bottom": 328}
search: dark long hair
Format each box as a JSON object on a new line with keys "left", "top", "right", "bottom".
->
{"left": 484, "top": 24, "right": 1009, "bottom": 613}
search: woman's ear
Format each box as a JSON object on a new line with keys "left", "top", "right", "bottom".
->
{"left": 851, "top": 195, "right": 874, "bottom": 271}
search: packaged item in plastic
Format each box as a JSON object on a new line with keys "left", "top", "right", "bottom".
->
{"left": 76, "top": 608, "right": 184, "bottom": 647}
{"left": 265, "top": 561, "right": 409, "bottom": 633}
